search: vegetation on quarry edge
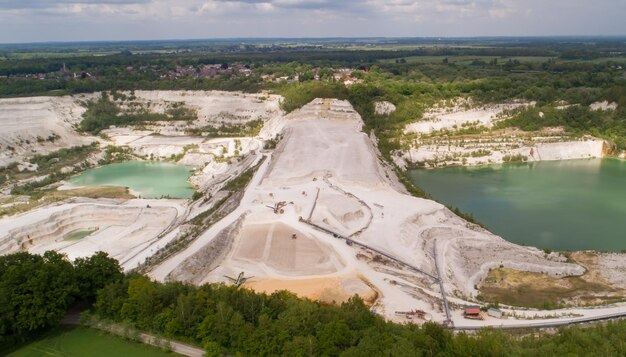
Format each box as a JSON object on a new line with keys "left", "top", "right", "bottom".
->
{"left": 2, "top": 251, "right": 626, "bottom": 356}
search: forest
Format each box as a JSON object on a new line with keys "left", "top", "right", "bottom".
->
{"left": 2, "top": 251, "right": 626, "bottom": 356}
{"left": 0, "top": 251, "right": 122, "bottom": 350}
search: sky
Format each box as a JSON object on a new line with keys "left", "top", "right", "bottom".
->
{"left": 0, "top": 0, "right": 625, "bottom": 43}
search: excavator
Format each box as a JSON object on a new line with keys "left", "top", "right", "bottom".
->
{"left": 224, "top": 272, "right": 253, "bottom": 288}
{"left": 265, "top": 201, "right": 287, "bottom": 214}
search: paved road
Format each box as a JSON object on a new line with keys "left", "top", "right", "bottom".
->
{"left": 454, "top": 310, "right": 626, "bottom": 330}
{"left": 62, "top": 312, "right": 205, "bottom": 357}
{"left": 139, "top": 333, "right": 204, "bottom": 357}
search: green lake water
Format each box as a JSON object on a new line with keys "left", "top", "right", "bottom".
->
{"left": 409, "top": 159, "right": 626, "bottom": 252}
{"left": 69, "top": 161, "right": 194, "bottom": 199}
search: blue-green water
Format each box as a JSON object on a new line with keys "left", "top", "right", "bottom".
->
{"left": 409, "top": 159, "right": 626, "bottom": 252}
{"left": 69, "top": 161, "right": 194, "bottom": 199}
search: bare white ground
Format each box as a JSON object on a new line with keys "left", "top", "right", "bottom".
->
{"left": 404, "top": 99, "right": 534, "bottom": 135}
{"left": 0, "top": 96, "right": 95, "bottom": 166}
{"left": 0, "top": 199, "right": 184, "bottom": 270}
{"left": 375, "top": 101, "right": 396, "bottom": 115}
{"left": 149, "top": 98, "right": 623, "bottom": 328}
{"left": 589, "top": 101, "right": 618, "bottom": 111}
{"left": 261, "top": 99, "right": 390, "bottom": 189}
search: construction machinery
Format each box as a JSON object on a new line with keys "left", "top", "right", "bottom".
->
{"left": 265, "top": 201, "right": 287, "bottom": 214}
{"left": 224, "top": 272, "right": 253, "bottom": 288}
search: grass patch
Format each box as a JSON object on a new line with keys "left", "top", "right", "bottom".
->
{"left": 216, "top": 156, "right": 266, "bottom": 195}
{"left": 0, "top": 186, "right": 133, "bottom": 218}
{"left": 223, "top": 166, "right": 256, "bottom": 192}
{"left": 478, "top": 264, "right": 625, "bottom": 309}
{"left": 186, "top": 119, "right": 264, "bottom": 138}
{"left": 51, "top": 186, "right": 135, "bottom": 200}
{"left": 6, "top": 326, "right": 177, "bottom": 357}
{"left": 64, "top": 228, "right": 98, "bottom": 241}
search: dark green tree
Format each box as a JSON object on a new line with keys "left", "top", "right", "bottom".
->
{"left": 74, "top": 251, "right": 123, "bottom": 301}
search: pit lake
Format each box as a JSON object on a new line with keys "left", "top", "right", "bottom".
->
{"left": 409, "top": 158, "right": 626, "bottom": 252}
{"left": 69, "top": 161, "right": 195, "bottom": 199}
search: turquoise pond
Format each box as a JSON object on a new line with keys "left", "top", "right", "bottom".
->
{"left": 409, "top": 159, "right": 626, "bottom": 252}
{"left": 69, "top": 161, "right": 195, "bottom": 199}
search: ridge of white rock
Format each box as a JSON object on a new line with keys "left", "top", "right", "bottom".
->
{"left": 150, "top": 98, "right": 585, "bottom": 323}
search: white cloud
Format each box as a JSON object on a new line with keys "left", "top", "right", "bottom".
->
{"left": 0, "top": 0, "right": 623, "bottom": 42}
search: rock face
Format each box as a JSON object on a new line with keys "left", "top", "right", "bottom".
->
{"left": 125, "top": 90, "right": 282, "bottom": 125}
{"left": 151, "top": 98, "right": 585, "bottom": 322}
{"left": 403, "top": 99, "right": 534, "bottom": 135}
{"left": 0, "top": 96, "right": 95, "bottom": 167}
{"left": 0, "top": 201, "right": 178, "bottom": 265}
{"left": 398, "top": 98, "right": 606, "bottom": 168}
{"left": 589, "top": 101, "right": 618, "bottom": 111}
{"left": 535, "top": 140, "right": 605, "bottom": 161}
{"left": 374, "top": 101, "right": 396, "bottom": 115}
{"left": 397, "top": 137, "right": 605, "bottom": 168}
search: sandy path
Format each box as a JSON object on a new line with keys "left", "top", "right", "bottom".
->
{"left": 147, "top": 98, "right": 626, "bottom": 329}
{"left": 148, "top": 153, "right": 270, "bottom": 281}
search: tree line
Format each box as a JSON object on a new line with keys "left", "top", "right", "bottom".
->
{"left": 3, "top": 250, "right": 626, "bottom": 356}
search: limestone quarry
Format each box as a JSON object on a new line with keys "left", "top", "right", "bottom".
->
{"left": 0, "top": 96, "right": 93, "bottom": 167}
{"left": 0, "top": 91, "right": 282, "bottom": 270}
{"left": 1, "top": 91, "right": 625, "bottom": 329}
{"left": 396, "top": 98, "right": 607, "bottom": 168}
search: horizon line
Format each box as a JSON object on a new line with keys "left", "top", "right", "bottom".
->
{"left": 2, "top": 35, "right": 626, "bottom": 47}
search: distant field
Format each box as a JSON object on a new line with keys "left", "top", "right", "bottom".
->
{"left": 379, "top": 55, "right": 555, "bottom": 64}
{"left": 3, "top": 52, "right": 120, "bottom": 59}
{"left": 379, "top": 54, "right": 626, "bottom": 65}
{"left": 564, "top": 56, "right": 626, "bottom": 64}
{"left": 1, "top": 49, "right": 181, "bottom": 59}
{"left": 7, "top": 326, "right": 178, "bottom": 357}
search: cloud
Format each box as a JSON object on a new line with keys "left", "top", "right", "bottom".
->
{"left": 0, "top": 0, "right": 151, "bottom": 9}
{"left": 0, "top": 0, "right": 624, "bottom": 42}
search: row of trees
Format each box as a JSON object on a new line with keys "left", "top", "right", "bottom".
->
{"left": 0, "top": 74, "right": 265, "bottom": 98}
{"left": 3, "top": 250, "right": 626, "bottom": 356}
{"left": 0, "top": 45, "right": 566, "bottom": 77}
{"left": 277, "top": 81, "right": 348, "bottom": 113}
{"left": 93, "top": 271, "right": 626, "bottom": 356}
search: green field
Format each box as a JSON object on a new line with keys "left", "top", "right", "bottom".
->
{"left": 7, "top": 326, "right": 178, "bottom": 357}
{"left": 378, "top": 55, "right": 556, "bottom": 64}
{"left": 64, "top": 228, "right": 98, "bottom": 241}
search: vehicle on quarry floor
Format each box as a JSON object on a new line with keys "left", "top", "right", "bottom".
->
{"left": 224, "top": 272, "right": 253, "bottom": 288}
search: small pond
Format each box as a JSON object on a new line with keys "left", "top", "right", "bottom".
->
{"left": 69, "top": 161, "right": 195, "bottom": 199}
